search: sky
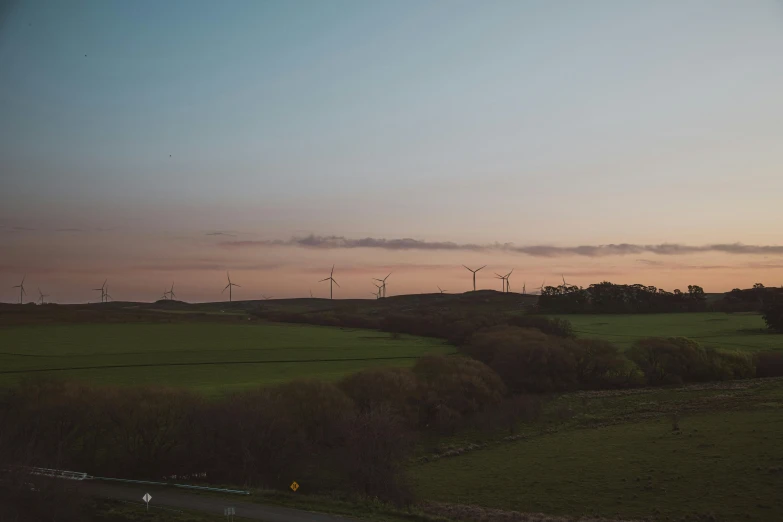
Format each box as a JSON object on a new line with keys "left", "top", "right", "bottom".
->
{"left": 1, "top": 0, "right": 783, "bottom": 303}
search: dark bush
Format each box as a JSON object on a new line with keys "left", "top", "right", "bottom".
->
{"left": 489, "top": 339, "right": 578, "bottom": 393}
{"left": 565, "top": 338, "right": 631, "bottom": 389}
{"left": 627, "top": 337, "right": 753, "bottom": 385}
{"left": 339, "top": 367, "right": 419, "bottom": 426}
{"left": 762, "top": 294, "right": 783, "bottom": 333}
{"left": 506, "top": 315, "right": 575, "bottom": 338}
{"left": 462, "top": 325, "right": 548, "bottom": 365}
{"left": 755, "top": 352, "right": 783, "bottom": 378}
{"left": 412, "top": 355, "right": 506, "bottom": 433}
{"left": 338, "top": 406, "right": 413, "bottom": 503}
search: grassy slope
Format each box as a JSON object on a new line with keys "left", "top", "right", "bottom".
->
{"left": 0, "top": 323, "right": 451, "bottom": 393}
{"left": 551, "top": 312, "right": 780, "bottom": 352}
{"left": 411, "top": 379, "right": 783, "bottom": 521}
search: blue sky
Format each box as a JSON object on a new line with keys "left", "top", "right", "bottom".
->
{"left": 2, "top": 0, "right": 783, "bottom": 301}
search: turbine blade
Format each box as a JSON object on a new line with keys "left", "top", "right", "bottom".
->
{"left": 319, "top": 278, "right": 330, "bottom": 282}
{"left": 462, "top": 265, "right": 471, "bottom": 271}
{"left": 477, "top": 265, "right": 487, "bottom": 271}
{"left": 332, "top": 279, "right": 340, "bottom": 287}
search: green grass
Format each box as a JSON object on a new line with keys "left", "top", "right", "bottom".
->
{"left": 552, "top": 312, "right": 781, "bottom": 352}
{"left": 0, "top": 323, "right": 452, "bottom": 393}
{"left": 411, "top": 379, "right": 783, "bottom": 521}
{"left": 88, "top": 498, "right": 223, "bottom": 521}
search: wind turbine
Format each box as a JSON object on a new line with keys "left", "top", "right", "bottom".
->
{"left": 373, "top": 273, "right": 391, "bottom": 298}
{"left": 437, "top": 285, "right": 447, "bottom": 294}
{"left": 319, "top": 265, "right": 339, "bottom": 300}
{"left": 494, "top": 272, "right": 507, "bottom": 292}
{"left": 104, "top": 285, "right": 113, "bottom": 302}
{"left": 37, "top": 288, "right": 49, "bottom": 305}
{"left": 536, "top": 280, "right": 546, "bottom": 295}
{"left": 560, "top": 274, "right": 572, "bottom": 294}
{"left": 505, "top": 269, "right": 514, "bottom": 293}
{"left": 463, "top": 265, "right": 486, "bottom": 292}
{"left": 522, "top": 281, "right": 526, "bottom": 295}
{"left": 222, "top": 272, "right": 240, "bottom": 302}
{"left": 168, "top": 283, "right": 176, "bottom": 301}
{"left": 261, "top": 294, "right": 273, "bottom": 300}
{"left": 309, "top": 289, "right": 314, "bottom": 298}
{"left": 12, "top": 276, "right": 26, "bottom": 304}
{"left": 93, "top": 279, "right": 107, "bottom": 303}
{"left": 373, "top": 282, "right": 383, "bottom": 299}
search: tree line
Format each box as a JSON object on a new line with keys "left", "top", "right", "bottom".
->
{"left": 537, "top": 281, "right": 708, "bottom": 313}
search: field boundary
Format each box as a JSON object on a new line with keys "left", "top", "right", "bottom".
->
{"left": 0, "top": 353, "right": 459, "bottom": 375}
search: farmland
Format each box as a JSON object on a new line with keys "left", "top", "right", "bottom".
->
{"left": 550, "top": 312, "right": 779, "bottom": 352}
{"left": 0, "top": 322, "right": 452, "bottom": 393}
{"left": 411, "top": 378, "right": 783, "bottom": 521}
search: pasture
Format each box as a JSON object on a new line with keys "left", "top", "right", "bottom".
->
{"left": 0, "top": 322, "right": 452, "bottom": 393}
{"left": 411, "top": 378, "right": 783, "bottom": 521}
{"left": 552, "top": 312, "right": 780, "bottom": 352}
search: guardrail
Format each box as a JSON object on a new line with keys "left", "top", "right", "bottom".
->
{"left": 16, "top": 466, "right": 250, "bottom": 495}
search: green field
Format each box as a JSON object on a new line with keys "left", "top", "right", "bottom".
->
{"left": 0, "top": 323, "right": 452, "bottom": 393}
{"left": 411, "top": 379, "right": 783, "bottom": 521}
{"left": 552, "top": 312, "right": 781, "bottom": 352}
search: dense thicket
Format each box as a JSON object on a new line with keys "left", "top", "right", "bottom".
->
{"left": 761, "top": 293, "right": 783, "bottom": 333}
{"left": 626, "top": 337, "right": 754, "bottom": 385}
{"left": 710, "top": 284, "right": 783, "bottom": 313}
{"left": 0, "top": 355, "right": 541, "bottom": 506}
{"left": 538, "top": 282, "right": 707, "bottom": 313}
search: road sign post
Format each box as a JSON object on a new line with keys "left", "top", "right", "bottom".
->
{"left": 142, "top": 492, "right": 151, "bottom": 512}
{"left": 224, "top": 506, "right": 235, "bottom": 521}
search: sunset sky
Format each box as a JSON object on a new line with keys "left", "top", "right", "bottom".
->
{"left": 2, "top": 0, "right": 783, "bottom": 303}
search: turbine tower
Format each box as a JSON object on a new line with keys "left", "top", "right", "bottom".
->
{"left": 93, "top": 279, "right": 107, "bottom": 303}
{"left": 168, "top": 283, "right": 176, "bottom": 301}
{"left": 505, "top": 269, "right": 514, "bottom": 293}
{"left": 12, "top": 276, "right": 26, "bottom": 304}
{"left": 373, "top": 273, "right": 391, "bottom": 298}
{"left": 463, "top": 265, "right": 486, "bottom": 292}
{"left": 437, "top": 285, "right": 447, "bottom": 294}
{"left": 222, "top": 271, "right": 240, "bottom": 302}
{"left": 319, "top": 265, "right": 340, "bottom": 300}
{"left": 494, "top": 272, "right": 508, "bottom": 293}
{"left": 37, "top": 288, "right": 49, "bottom": 305}
{"left": 373, "top": 282, "right": 383, "bottom": 299}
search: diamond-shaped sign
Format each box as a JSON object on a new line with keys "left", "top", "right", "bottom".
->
{"left": 142, "top": 493, "right": 151, "bottom": 503}
{"left": 290, "top": 481, "right": 299, "bottom": 492}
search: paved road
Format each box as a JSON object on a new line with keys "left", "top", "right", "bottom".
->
{"left": 79, "top": 482, "right": 357, "bottom": 522}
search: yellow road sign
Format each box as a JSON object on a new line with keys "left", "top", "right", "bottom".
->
{"left": 290, "top": 481, "right": 299, "bottom": 492}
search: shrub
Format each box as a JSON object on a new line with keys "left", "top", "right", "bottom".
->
{"left": 412, "top": 356, "right": 506, "bottom": 433}
{"left": 565, "top": 338, "right": 629, "bottom": 389}
{"left": 339, "top": 367, "right": 419, "bottom": 425}
{"left": 762, "top": 294, "right": 783, "bottom": 333}
{"left": 627, "top": 337, "right": 753, "bottom": 385}
{"left": 338, "top": 406, "right": 413, "bottom": 504}
{"left": 755, "top": 352, "right": 783, "bottom": 378}
{"left": 489, "top": 339, "right": 578, "bottom": 393}
{"left": 506, "top": 315, "right": 575, "bottom": 338}
{"left": 462, "top": 325, "right": 548, "bottom": 365}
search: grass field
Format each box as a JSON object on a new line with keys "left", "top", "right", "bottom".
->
{"left": 553, "top": 312, "right": 781, "bottom": 352}
{"left": 0, "top": 323, "right": 452, "bottom": 393}
{"left": 411, "top": 378, "right": 783, "bottom": 521}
